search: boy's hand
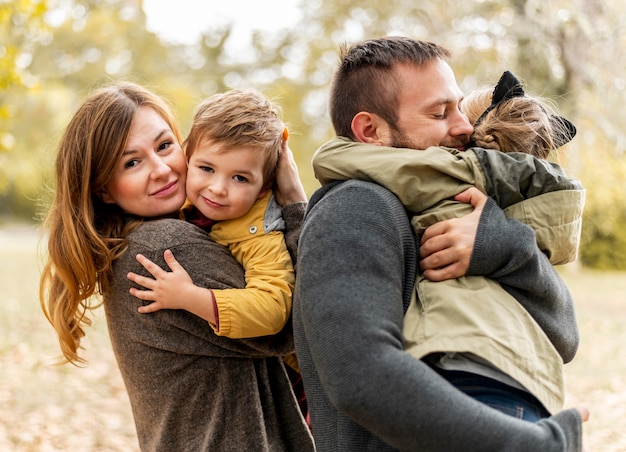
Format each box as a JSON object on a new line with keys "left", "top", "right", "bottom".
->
{"left": 274, "top": 130, "right": 307, "bottom": 206}
{"left": 128, "top": 250, "right": 195, "bottom": 313}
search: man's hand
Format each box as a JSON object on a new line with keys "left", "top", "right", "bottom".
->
{"left": 420, "top": 188, "right": 487, "bottom": 281}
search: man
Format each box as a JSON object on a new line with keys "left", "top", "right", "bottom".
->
{"left": 293, "top": 36, "right": 588, "bottom": 451}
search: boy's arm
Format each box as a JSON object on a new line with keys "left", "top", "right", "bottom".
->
{"left": 128, "top": 232, "right": 294, "bottom": 339}
{"left": 117, "top": 218, "right": 296, "bottom": 359}
{"left": 211, "top": 231, "right": 294, "bottom": 338}
{"left": 129, "top": 250, "right": 217, "bottom": 324}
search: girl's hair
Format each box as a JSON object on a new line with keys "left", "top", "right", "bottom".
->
{"left": 184, "top": 89, "right": 284, "bottom": 189}
{"left": 463, "top": 72, "right": 575, "bottom": 159}
{"left": 461, "top": 87, "right": 493, "bottom": 127}
{"left": 39, "top": 81, "right": 182, "bottom": 365}
{"left": 465, "top": 88, "right": 555, "bottom": 159}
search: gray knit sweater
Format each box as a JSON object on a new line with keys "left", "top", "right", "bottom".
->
{"left": 293, "top": 180, "right": 582, "bottom": 451}
{"left": 104, "top": 203, "right": 314, "bottom": 451}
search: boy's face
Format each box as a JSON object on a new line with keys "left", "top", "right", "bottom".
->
{"left": 186, "top": 138, "right": 267, "bottom": 222}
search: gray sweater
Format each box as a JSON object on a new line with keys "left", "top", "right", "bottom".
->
{"left": 104, "top": 204, "right": 314, "bottom": 451}
{"left": 293, "top": 180, "right": 582, "bottom": 451}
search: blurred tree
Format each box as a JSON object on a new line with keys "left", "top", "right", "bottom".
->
{"left": 29, "top": 0, "right": 170, "bottom": 90}
{"left": 0, "top": 0, "right": 48, "bottom": 205}
{"left": 3, "top": 0, "right": 625, "bottom": 268}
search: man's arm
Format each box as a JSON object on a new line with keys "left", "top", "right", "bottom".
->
{"left": 468, "top": 195, "right": 579, "bottom": 362}
{"left": 420, "top": 188, "right": 579, "bottom": 362}
{"left": 295, "top": 181, "right": 582, "bottom": 451}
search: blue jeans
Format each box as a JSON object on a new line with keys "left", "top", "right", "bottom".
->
{"left": 433, "top": 367, "right": 550, "bottom": 422}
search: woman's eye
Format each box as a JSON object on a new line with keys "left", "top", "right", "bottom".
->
{"left": 124, "top": 159, "right": 139, "bottom": 169}
{"left": 158, "top": 141, "right": 172, "bottom": 152}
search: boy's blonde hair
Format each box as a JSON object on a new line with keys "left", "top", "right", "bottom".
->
{"left": 185, "top": 89, "right": 284, "bottom": 189}
{"left": 463, "top": 71, "right": 576, "bottom": 159}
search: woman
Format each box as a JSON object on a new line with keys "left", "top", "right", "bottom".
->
{"left": 39, "top": 81, "right": 314, "bottom": 451}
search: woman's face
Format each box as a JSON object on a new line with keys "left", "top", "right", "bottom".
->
{"left": 100, "top": 107, "right": 187, "bottom": 217}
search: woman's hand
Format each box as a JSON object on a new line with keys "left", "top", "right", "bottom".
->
{"left": 419, "top": 188, "right": 486, "bottom": 281}
{"left": 273, "top": 129, "right": 307, "bottom": 206}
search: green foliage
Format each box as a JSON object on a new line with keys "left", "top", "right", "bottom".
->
{"left": 0, "top": 0, "right": 48, "bottom": 155}
{"left": 580, "top": 218, "right": 626, "bottom": 270}
{"left": 574, "top": 128, "right": 626, "bottom": 270}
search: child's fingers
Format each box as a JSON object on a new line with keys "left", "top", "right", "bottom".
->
{"left": 163, "top": 249, "right": 184, "bottom": 272}
{"left": 135, "top": 253, "right": 164, "bottom": 277}
{"left": 453, "top": 187, "right": 487, "bottom": 209}
{"left": 129, "top": 286, "right": 156, "bottom": 300}
{"left": 137, "top": 301, "right": 162, "bottom": 314}
{"left": 127, "top": 271, "right": 155, "bottom": 290}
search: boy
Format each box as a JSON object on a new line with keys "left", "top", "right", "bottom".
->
{"left": 128, "top": 89, "right": 306, "bottom": 417}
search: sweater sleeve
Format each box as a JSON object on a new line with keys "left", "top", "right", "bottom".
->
{"left": 281, "top": 201, "right": 306, "bottom": 266}
{"left": 468, "top": 198, "right": 580, "bottom": 362}
{"left": 211, "top": 231, "right": 294, "bottom": 338}
{"left": 294, "top": 180, "right": 582, "bottom": 451}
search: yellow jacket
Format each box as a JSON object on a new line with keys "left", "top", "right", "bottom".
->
{"left": 208, "top": 191, "right": 295, "bottom": 339}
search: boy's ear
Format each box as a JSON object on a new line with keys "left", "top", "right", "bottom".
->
{"left": 351, "top": 112, "right": 390, "bottom": 145}
{"left": 257, "top": 188, "right": 270, "bottom": 200}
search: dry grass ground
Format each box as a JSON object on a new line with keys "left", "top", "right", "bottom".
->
{"left": 2, "top": 226, "right": 625, "bottom": 451}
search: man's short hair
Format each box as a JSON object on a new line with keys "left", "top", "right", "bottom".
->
{"left": 329, "top": 36, "right": 450, "bottom": 139}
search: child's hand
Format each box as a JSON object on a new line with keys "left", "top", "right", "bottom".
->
{"left": 274, "top": 128, "right": 307, "bottom": 206}
{"left": 128, "top": 250, "right": 196, "bottom": 313}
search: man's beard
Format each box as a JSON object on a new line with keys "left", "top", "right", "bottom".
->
{"left": 390, "top": 127, "right": 468, "bottom": 151}
{"left": 388, "top": 127, "right": 419, "bottom": 149}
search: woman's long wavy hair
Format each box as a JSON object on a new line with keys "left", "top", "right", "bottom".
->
{"left": 39, "top": 82, "right": 183, "bottom": 365}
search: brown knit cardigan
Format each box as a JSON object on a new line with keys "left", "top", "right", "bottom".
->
{"left": 104, "top": 203, "right": 314, "bottom": 451}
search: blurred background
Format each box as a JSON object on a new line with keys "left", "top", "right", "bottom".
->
{"left": 2, "top": 0, "right": 625, "bottom": 267}
{"left": 1, "top": 0, "right": 625, "bottom": 450}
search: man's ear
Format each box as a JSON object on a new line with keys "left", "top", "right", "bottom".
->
{"left": 351, "top": 112, "right": 390, "bottom": 144}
